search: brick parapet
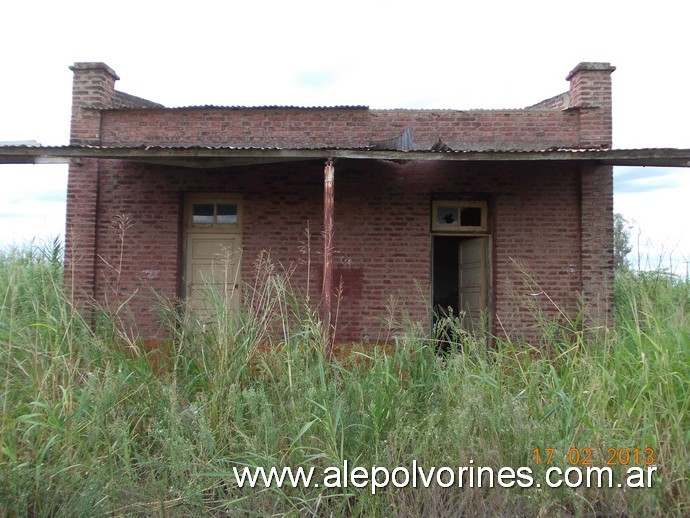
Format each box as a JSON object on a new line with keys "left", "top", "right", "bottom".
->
{"left": 69, "top": 61, "right": 615, "bottom": 151}
{"left": 99, "top": 107, "right": 583, "bottom": 151}
{"left": 69, "top": 63, "right": 120, "bottom": 145}
{"left": 566, "top": 62, "right": 616, "bottom": 147}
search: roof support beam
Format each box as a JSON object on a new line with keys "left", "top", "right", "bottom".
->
{"left": 322, "top": 158, "right": 335, "bottom": 359}
{"left": 1, "top": 145, "right": 689, "bottom": 167}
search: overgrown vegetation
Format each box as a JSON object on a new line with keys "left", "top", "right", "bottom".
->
{"left": 1, "top": 241, "right": 688, "bottom": 516}
{"left": 614, "top": 213, "right": 634, "bottom": 272}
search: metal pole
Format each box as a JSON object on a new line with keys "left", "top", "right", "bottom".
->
{"left": 322, "top": 158, "right": 335, "bottom": 358}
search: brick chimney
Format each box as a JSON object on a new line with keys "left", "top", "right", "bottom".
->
{"left": 69, "top": 62, "right": 120, "bottom": 145}
{"left": 566, "top": 62, "right": 616, "bottom": 148}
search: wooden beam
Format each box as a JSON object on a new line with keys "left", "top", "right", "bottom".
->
{"left": 1, "top": 145, "right": 690, "bottom": 167}
{"left": 121, "top": 156, "right": 313, "bottom": 169}
{"left": 322, "top": 158, "right": 335, "bottom": 359}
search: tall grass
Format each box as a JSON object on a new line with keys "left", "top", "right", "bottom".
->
{"left": 0, "top": 242, "right": 688, "bottom": 516}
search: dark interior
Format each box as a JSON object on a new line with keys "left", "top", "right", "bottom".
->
{"left": 432, "top": 236, "right": 461, "bottom": 316}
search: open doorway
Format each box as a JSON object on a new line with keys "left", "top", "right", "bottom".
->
{"left": 432, "top": 235, "right": 490, "bottom": 343}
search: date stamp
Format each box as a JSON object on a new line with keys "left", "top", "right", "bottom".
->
{"left": 532, "top": 447, "right": 655, "bottom": 466}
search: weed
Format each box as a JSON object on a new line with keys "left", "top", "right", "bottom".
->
{"left": 0, "top": 244, "right": 688, "bottom": 515}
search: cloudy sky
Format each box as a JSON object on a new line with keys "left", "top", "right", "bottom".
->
{"left": 1, "top": 0, "right": 688, "bottom": 273}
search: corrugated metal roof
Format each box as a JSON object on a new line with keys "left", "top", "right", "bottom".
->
{"left": 0, "top": 143, "right": 685, "bottom": 153}
{"left": 101, "top": 105, "right": 574, "bottom": 113}
{"left": 0, "top": 143, "right": 611, "bottom": 152}
{"left": 104, "top": 104, "right": 370, "bottom": 111}
{"left": 0, "top": 140, "right": 41, "bottom": 147}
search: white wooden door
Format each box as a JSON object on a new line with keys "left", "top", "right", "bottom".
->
{"left": 458, "top": 237, "right": 487, "bottom": 331}
{"left": 184, "top": 195, "right": 242, "bottom": 320}
{"left": 185, "top": 233, "right": 241, "bottom": 317}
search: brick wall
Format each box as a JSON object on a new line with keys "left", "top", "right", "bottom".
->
{"left": 68, "top": 62, "right": 119, "bottom": 145}
{"left": 65, "top": 61, "right": 615, "bottom": 343}
{"left": 566, "top": 63, "right": 615, "bottom": 148}
{"left": 98, "top": 107, "right": 587, "bottom": 151}
{"left": 64, "top": 159, "right": 100, "bottom": 304}
{"left": 85, "top": 158, "right": 586, "bottom": 343}
{"left": 580, "top": 165, "right": 615, "bottom": 331}
{"left": 492, "top": 164, "right": 583, "bottom": 341}
{"left": 91, "top": 62, "right": 614, "bottom": 152}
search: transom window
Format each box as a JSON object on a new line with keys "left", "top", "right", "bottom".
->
{"left": 432, "top": 200, "right": 488, "bottom": 232}
{"left": 192, "top": 203, "right": 238, "bottom": 225}
{"left": 186, "top": 194, "right": 242, "bottom": 231}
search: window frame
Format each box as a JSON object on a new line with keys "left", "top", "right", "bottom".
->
{"left": 185, "top": 193, "right": 243, "bottom": 232}
{"left": 431, "top": 200, "right": 488, "bottom": 233}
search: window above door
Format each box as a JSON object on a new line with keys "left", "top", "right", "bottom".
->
{"left": 185, "top": 194, "right": 242, "bottom": 232}
{"left": 432, "top": 200, "right": 488, "bottom": 233}
{"left": 192, "top": 203, "right": 238, "bottom": 225}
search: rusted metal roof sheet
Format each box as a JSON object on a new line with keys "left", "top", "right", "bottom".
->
{"left": 101, "top": 105, "right": 583, "bottom": 113}
{"left": 0, "top": 143, "right": 609, "bottom": 152}
{"left": 104, "top": 104, "right": 370, "bottom": 111}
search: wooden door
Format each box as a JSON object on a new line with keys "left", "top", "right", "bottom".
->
{"left": 458, "top": 237, "right": 487, "bottom": 331}
{"left": 185, "top": 233, "right": 241, "bottom": 318}
{"left": 183, "top": 195, "right": 242, "bottom": 320}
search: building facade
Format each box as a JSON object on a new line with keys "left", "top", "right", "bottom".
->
{"left": 64, "top": 62, "right": 616, "bottom": 344}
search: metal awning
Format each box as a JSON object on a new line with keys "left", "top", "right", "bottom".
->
{"left": 0, "top": 144, "right": 689, "bottom": 168}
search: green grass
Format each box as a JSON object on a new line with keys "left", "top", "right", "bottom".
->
{"left": 0, "top": 242, "right": 688, "bottom": 516}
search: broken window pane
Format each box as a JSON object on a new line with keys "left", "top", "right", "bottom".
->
{"left": 460, "top": 207, "right": 482, "bottom": 227}
{"left": 437, "top": 206, "right": 458, "bottom": 226}
{"left": 432, "top": 200, "right": 488, "bottom": 233}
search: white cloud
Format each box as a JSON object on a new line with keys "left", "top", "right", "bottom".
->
{"left": 0, "top": 165, "right": 67, "bottom": 248}
{"left": 615, "top": 167, "right": 690, "bottom": 274}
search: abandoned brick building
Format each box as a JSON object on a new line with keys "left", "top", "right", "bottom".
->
{"left": 1, "top": 61, "right": 685, "bottom": 347}
{"left": 55, "top": 61, "right": 628, "bottom": 345}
